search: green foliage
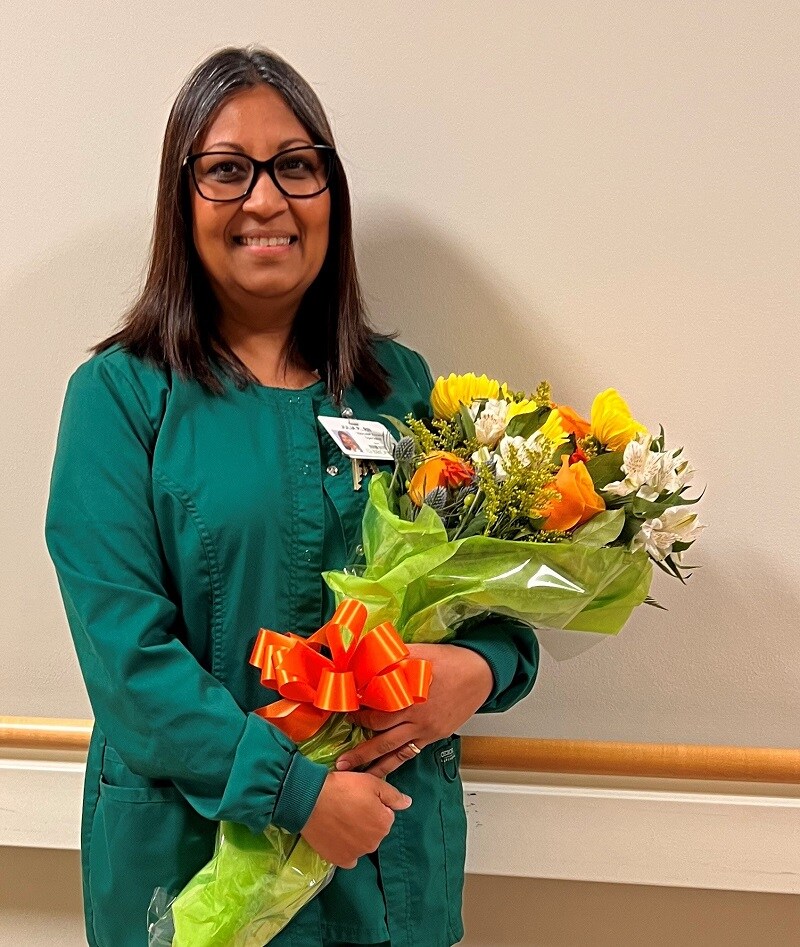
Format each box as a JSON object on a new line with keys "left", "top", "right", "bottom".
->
{"left": 505, "top": 405, "right": 552, "bottom": 439}
{"left": 585, "top": 451, "right": 624, "bottom": 488}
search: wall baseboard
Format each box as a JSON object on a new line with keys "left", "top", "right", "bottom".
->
{"left": 3, "top": 754, "right": 799, "bottom": 893}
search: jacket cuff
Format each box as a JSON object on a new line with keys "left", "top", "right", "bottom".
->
{"left": 449, "top": 625, "right": 520, "bottom": 704}
{"left": 271, "top": 749, "right": 329, "bottom": 834}
{"left": 449, "top": 615, "right": 540, "bottom": 714}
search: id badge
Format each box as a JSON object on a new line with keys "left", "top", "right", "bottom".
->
{"left": 317, "top": 416, "right": 396, "bottom": 461}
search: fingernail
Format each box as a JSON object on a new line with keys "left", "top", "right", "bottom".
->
{"left": 336, "top": 760, "right": 351, "bottom": 771}
{"left": 403, "top": 795, "right": 413, "bottom": 806}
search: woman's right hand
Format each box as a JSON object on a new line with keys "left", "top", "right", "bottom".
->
{"left": 300, "top": 771, "right": 412, "bottom": 868}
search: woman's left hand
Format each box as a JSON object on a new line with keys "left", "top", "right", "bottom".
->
{"left": 334, "top": 643, "right": 494, "bottom": 778}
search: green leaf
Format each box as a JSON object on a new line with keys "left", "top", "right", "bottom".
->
{"left": 550, "top": 435, "right": 576, "bottom": 467}
{"left": 585, "top": 451, "right": 624, "bottom": 489}
{"left": 458, "top": 404, "right": 476, "bottom": 440}
{"left": 456, "top": 510, "right": 488, "bottom": 538}
{"left": 570, "top": 509, "right": 626, "bottom": 548}
{"left": 505, "top": 406, "right": 551, "bottom": 439}
{"left": 380, "top": 414, "right": 415, "bottom": 440}
{"left": 398, "top": 494, "right": 416, "bottom": 522}
{"left": 631, "top": 492, "right": 703, "bottom": 519}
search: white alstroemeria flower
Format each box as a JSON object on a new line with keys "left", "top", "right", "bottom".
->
{"left": 603, "top": 433, "right": 659, "bottom": 497}
{"left": 632, "top": 507, "right": 705, "bottom": 561}
{"left": 494, "top": 433, "right": 546, "bottom": 481}
{"left": 635, "top": 450, "right": 694, "bottom": 502}
{"left": 604, "top": 433, "right": 695, "bottom": 502}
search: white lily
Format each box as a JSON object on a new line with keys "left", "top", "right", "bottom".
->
{"left": 632, "top": 507, "right": 705, "bottom": 561}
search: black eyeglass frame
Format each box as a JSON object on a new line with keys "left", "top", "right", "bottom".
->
{"left": 183, "top": 144, "right": 337, "bottom": 202}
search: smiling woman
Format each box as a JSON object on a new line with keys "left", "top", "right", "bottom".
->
{"left": 44, "top": 44, "right": 539, "bottom": 947}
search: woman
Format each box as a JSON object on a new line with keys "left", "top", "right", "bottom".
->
{"left": 45, "top": 46, "right": 539, "bottom": 947}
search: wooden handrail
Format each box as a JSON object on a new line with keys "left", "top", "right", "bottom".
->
{"left": 2, "top": 716, "right": 799, "bottom": 784}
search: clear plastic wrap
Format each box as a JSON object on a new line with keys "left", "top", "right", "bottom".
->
{"left": 322, "top": 473, "right": 653, "bottom": 639}
{"left": 147, "top": 713, "right": 368, "bottom": 947}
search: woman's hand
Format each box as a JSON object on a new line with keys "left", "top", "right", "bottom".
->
{"left": 334, "top": 643, "right": 493, "bottom": 778}
{"left": 300, "top": 771, "right": 412, "bottom": 869}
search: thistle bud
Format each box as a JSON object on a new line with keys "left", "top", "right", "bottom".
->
{"left": 392, "top": 436, "right": 416, "bottom": 463}
{"left": 423, "top": 486, "right": 449, "bottom": 512}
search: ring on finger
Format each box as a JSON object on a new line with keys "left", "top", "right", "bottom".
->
{"left": 405, "top": 741, "right": 421, "bottom": 755}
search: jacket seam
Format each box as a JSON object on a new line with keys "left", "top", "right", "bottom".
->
{"left": 277, "top": 401, "right": 300, "bottom": 631}
{"left": 152, "top": 468, "right": 226, "bottom": 680}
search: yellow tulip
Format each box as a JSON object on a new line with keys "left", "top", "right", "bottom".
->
{"left": 590, "top": 389, "right": 648, "bottom": 452}
{"left": 431, "top": 373, "right": 502, "bottom": 420}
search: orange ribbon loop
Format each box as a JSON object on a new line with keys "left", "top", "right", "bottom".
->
{"left": 249, "top": 599, "right": 431, "bottom": 741}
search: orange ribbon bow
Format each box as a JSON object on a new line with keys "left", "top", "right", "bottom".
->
{"left": 249, "top": 599, "right": 432, "bottom": 742}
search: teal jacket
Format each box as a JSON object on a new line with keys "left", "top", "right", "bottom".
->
{"left": 45, "top": 338, "right": 539, "bottom": 947}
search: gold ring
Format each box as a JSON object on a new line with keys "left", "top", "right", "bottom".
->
{"left": 406, "top": 742, "right": 421, "bottom": 755}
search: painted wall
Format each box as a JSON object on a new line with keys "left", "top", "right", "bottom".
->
{"left": 1, "top": 2, "right": 798, "bottom": 940}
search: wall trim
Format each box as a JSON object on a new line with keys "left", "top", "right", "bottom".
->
{"left": 2, "top": 716, "right": 800, "bottom": 783}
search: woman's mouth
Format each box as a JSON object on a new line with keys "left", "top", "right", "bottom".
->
{"left": 235, "top": 235, "right": 297, "bottom": 247}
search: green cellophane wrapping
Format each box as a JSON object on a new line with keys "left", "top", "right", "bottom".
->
{"left": 150, "top": 714, "right": 368, "bottom": 947}
{"left": 322, "top": 473, "right": 653, "bottom": 639}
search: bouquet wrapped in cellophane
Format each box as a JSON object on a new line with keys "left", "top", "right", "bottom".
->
{"left": 148, "top": 598, "right": 437, "bottom": 947}
{"left": 148, "top": 373, "right": 705, "bottom": 947}
{"left": 324, "top": 374, "right": 705, "bottom": 638}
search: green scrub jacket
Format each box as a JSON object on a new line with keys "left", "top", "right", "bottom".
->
{"left": 45, "top": 338, "right": 539, "bottom": 947}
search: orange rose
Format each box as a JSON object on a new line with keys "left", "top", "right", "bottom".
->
{"left": 408, "top": 452, "right": 473, "bottom": 506}
{"left": 541, "top": 456, "right": 605, "bottom": 531}
{"left": 553, "top": 404, "right": 591, "bottom": 439}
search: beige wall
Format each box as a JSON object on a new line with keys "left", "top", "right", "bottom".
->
{"left": 1, "top": 2, "right": 799, "bottom": 942}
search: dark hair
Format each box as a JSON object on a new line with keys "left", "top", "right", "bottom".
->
{"left": 91, "top": 45, "right": 392, "bottom": 399}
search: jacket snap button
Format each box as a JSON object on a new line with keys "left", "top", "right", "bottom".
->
{"left": 326, "top": 465, "right": 339, "bottom": 476}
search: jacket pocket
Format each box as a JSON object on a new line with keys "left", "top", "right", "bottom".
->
{"left": 86, "top": 745, "right": 215, "bottom": 947}
{"left": 437, "top": 734, "right": 467, "bottom": 944}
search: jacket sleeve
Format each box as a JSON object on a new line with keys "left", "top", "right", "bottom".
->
{"left": 44, "top": 356, "right": 327, "bottom": 836}
{"left": 407, "top": 347, "right": 541, "bottom": 714}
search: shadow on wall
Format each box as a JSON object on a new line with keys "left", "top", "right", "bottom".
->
{"left": 0, "top": 219, "right": 151, "bottom": 717}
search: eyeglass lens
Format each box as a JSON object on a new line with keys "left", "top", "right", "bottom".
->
{"left": 192, "top": 148, "right": 331, "bottom": 199}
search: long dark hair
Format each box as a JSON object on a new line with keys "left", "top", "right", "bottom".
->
{"left": 91, "top": 45, "right": 391, "bottom": 399}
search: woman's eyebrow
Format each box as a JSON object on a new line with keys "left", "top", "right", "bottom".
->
{"left": 203, "top": 137, "right": 312, "bottom": 152}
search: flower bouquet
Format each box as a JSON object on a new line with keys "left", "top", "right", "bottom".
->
{"left": 149, "top": 372, "right": 704, "bottom": 947}
{"left": 324, "top": 374, "right": 704, "bottom": 638}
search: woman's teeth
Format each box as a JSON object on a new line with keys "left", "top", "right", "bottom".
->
{"left": 237, "top": 236, "right": 295, "bottom": 246}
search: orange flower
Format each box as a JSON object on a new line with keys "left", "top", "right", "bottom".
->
{"left": 408, "top": 452, "right": 473, "bottom": 506}
{"left": 541, "top": 456, "right": 605, "bottom": 531}
{"left": 553, "top": 403, "right": 591, "bottom": 439}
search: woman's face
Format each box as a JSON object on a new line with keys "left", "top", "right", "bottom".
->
{"left": 189, "top": 84, "right": 331, "bottom": 323}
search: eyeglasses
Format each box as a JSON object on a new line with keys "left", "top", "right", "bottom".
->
{"left": 183, "top": 145, "right": 336, "bottom": 201}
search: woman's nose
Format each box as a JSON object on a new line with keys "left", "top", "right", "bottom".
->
{"left": 241, "top": 167, "right": 290, "bottom": 215}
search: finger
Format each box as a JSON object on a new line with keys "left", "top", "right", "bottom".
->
{"left": 335, "top": 726, "right": 416, "bottom": 771}
{"left": 351, "top": 709, "right": 408, "bottom": 731}
{"left": 365, "top": 742, "right": 426, "bottom": 779}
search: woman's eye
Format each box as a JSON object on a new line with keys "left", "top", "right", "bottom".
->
{"left": 207, "top": 161, "right": 249, "bottom": 180}
{"left": 276, "top": 157, "right": 316, "bottom": 178}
